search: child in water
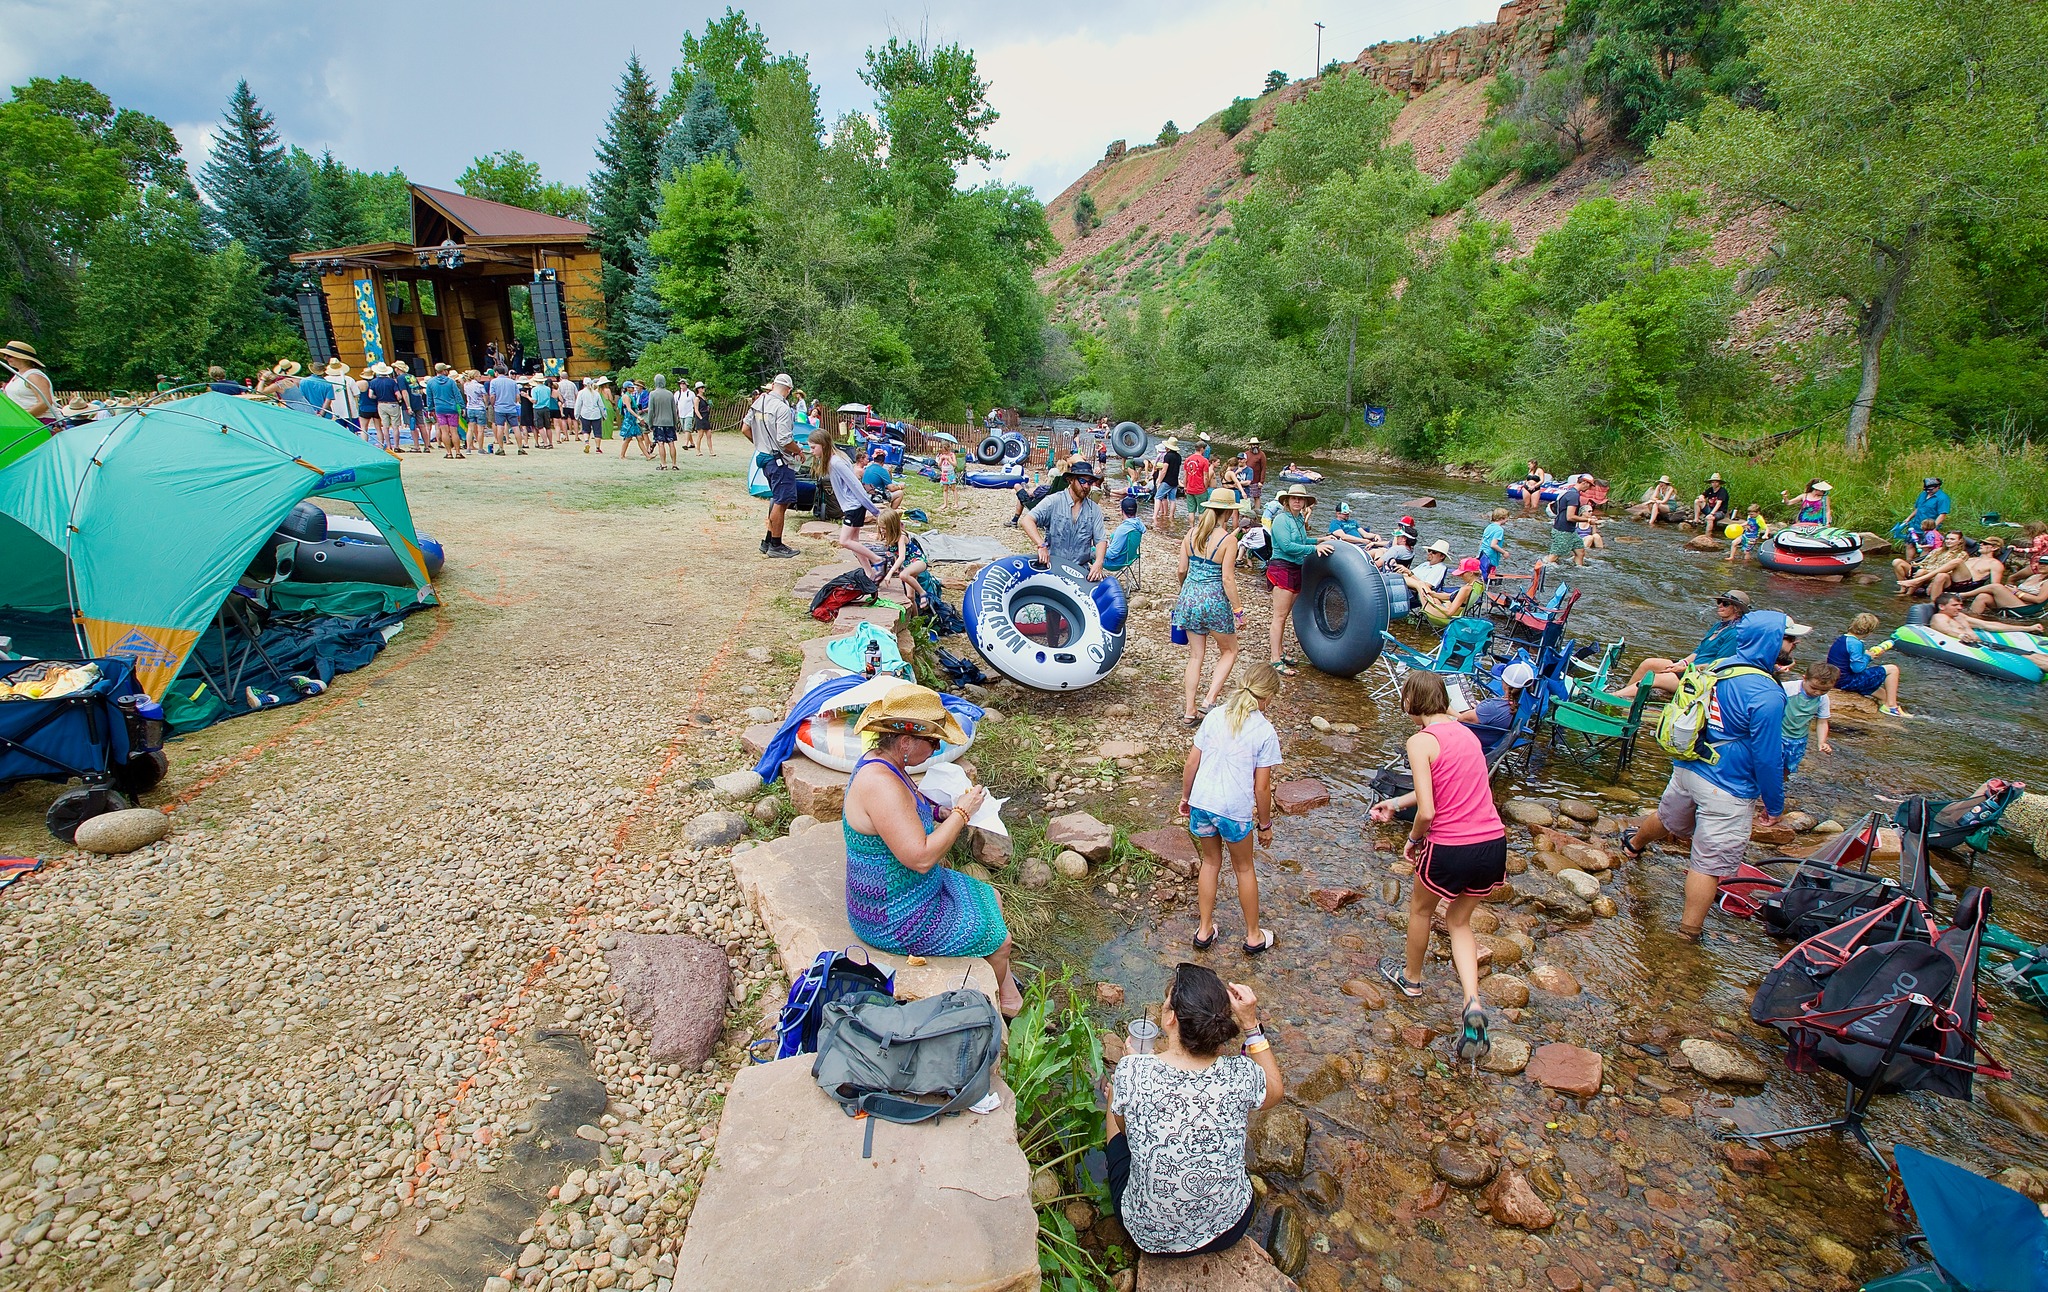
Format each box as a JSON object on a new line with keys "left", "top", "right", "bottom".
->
{"left": 1178, "top": 664, "right": 1283, "bottom": 955}
{"left": 1727, "top": 504, "right": 1768, "bottom": 562}
{"left": 1781, "top": 661, "right": 1839, "bottom": 777}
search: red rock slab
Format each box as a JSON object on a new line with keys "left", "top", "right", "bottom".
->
{"left": 1128, "top": 827, "right": 1201, "bottom": 877}
{"left": 1273, "top": 779, "right": 1331, "bottom": 815}
{"left": 1308, "top": 887, "right": 1365, "bottom": 913}
{"left": 1526, "top": 1042, "right": 1603, "bottom": 1098}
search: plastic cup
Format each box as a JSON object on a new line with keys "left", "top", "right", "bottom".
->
{"left": 1127, "top": 1018, "right": 1160, "bottom": 1055}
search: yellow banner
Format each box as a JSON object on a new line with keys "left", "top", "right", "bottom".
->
{"left": 81, "top": 619, "right": 200, "bottom": 700}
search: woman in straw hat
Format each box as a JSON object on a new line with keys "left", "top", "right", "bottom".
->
{"left": 842, "top": 683, "right": 1020, "bottom": 1015}
{"left": 1, "top": 340, "right": 56, "bottom": 422}
{"left": 257, "top": 359, "right": 316, "bottom": 415}
{"left": 1264, "top": 483, "right": 1334, "bottom": 676}
{"left": 1172, "top": 488, "right": 1246, "bottom": 725}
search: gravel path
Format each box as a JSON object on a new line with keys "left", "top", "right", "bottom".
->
{"left": 0, "top": 448, "right": 815, "bottom": 1291}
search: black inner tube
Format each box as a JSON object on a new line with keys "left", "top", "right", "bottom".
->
{"left": 1291, "top": 546, "right": 1390, "bottom": 676}
{"left": 1109, "top": 421, "right": 1147, "bottom": 458}
{"left": 975, "top": 435, "right": 1005, "bottom": 464}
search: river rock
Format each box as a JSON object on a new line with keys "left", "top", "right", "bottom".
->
{"left": 751, "top": 797, "right": 782, "bottom": 823}
{"left": 1751, "top": 820, "right": 1797, "bottom": 846}
{"left": 604, "top": 934, "right": 731, "bottom": 1068}
{"left": 1558, "top": 799, "right": 1599, "bottom": 823}
{"left": 1484, "top": 1170, "right": 1556, "bottom": 1230}
{"left": 1678, "top": 1039, "right": 1768, "bottom": 1084}
{"left": 72, "top": 807, "right": 170, "bottom": 854}
{"left": 1309, "top": 888, "right": 1365, "bottom": 913}
{"left": 1481, "top": 1035, "right": 1531, "bottom": 1075}
{"left": 1475, "top": 934, "right": 1523, "bottom": 968}
{"left": 1591, "top": 896, "right": 1618, "bottom": 918}
{"left": 1782, "top": 810, "right": 1817, "bottom": 833}
{"left": 1527, "top": 1043, "right": 1603, "bottom": 1097}
{"left": 1266, "top": 1204, "right": 1308, "bottom": 1278}
{"left": 1503, "top": 799, "right": 1555, "bottom": 827}
{"left": 1127, "top": 827, "right": 1200, "bottom": 877}
{"left": 1554, "top": 869, "right": 1599, "bottom": 901}
{"left": 787, "top": 814, "right": 819, "bottom": 836}
{"left": 710, "top": 769, "right": 764, "bottom": 801}
{"left": 1480, "top": 974, "right": 1530, "bottom": 1008}
{"left": 1135, "top": 1241, "right": 1298, "bottom": 1291}
{"left": 1095, "top": 982, "right": 1124, "bottom": 1007}
{"left": 1433, "top": 1141, "right": 1497, "bottom": 1189}
{"left": 1055, "top": 850, "right": 1090, "bottom": 879}
{"left": 1309, "top": 715, "right": 1332, "bottom": 732}
{"left": 1341, "top": 978, "right": 1387, "bottom": 1009}
{"left": 1856, "top": 531, "right": 1893, "bottom": 554}
{"left": 1809, "top": 1236, "right": 1858, "bottom": 1277}
{"left": 1685, "top": 534, "right": 1721, "bottom": 552}
{"left": 1046, "top": 812, "right": 1114, "bottom": 861}
{"left": 1815, "top": 819, "right": 1845, "bottom": 834}
{"left": 1097, "top": 739, "right": 1149, "bottom": 760}
{"left": 683, "top": 810, "right": 747, "bottom": 848}
{"left": 1274, "top": 780, "right": 1330, "bottom": 814}
{"left": 1247, "top": 1105, "right": 1308, "bottom": 1178}
{"left": 1515, "top": 874, "right": 1593, "bottom": 923}
{"left": 1528, "top": 965, "right": 1581, "bottom": 996}
{"left": 970, "top": 827, "right": 1013, "bottom": 866}
{"left": 1018, "top": 858, "right": 1054, "bottom": 890}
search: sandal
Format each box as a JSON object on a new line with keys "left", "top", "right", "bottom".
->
{"left": 1193, "top": 924, "right": 1218, "bottom": 951}
{"left": 1182, "top": 713, "right": 1201, "bottom": 727}
{"left": 1619, "top": 827, "right": 1647, "bottom": 861}
{"left": 1455, "top": 1000, "right": 1491, "bottom": 1065}
{"left": 1271, "top": 661, "right": 1299, "bottom": 677}
{"left": 1377, "top": 957, "right": 1423, "bottom": 998}
{"left": 1243, "top": 929, "right": 1274, "bottom": 956}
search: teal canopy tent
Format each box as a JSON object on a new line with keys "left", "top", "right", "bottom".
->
{"left": 0, "top": 393, "right": 435, "bottom": 698}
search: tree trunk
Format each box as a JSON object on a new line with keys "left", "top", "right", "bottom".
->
{"left": 1847, "top": 224, "right": 1924, "bottom": 455}
{"left": 1345, "top": 316, "right": 1357, "bottom": 428}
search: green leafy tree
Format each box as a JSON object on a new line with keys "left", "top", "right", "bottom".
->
{"left": 197, "top": 81, "right": 311, "bottom": 309}
{"left": 1252, "top": 71, "right": 1404, "bottom": 195}
{"left": 663, "top": 7, "right": 775, "bottom": 138}
{"left": 1264, "top": 69, "right": 1289, "bottom": 94}
{"left": 1569, "top": 0, "right": 1758, "bottom": 147}
{"left": 862, "top": 35, "right": 1001, "bottom": 209}
{"left": 13, "top": 76, "right": 192, "bottom": 196}
{"left": 456, "top": 150, "right": 589, "bottom": 219}
{"left": 1156, "top": 121, "right": 1180, "bottom": 146}
{"left": 1218, "top": 97, "right": 1254, "bottom": 138}
{"left": 1073, "top": 191, "right": 1097, "bottom": 234}
{"left": 587, "top": 54, "right": 665, "bottom": 363}
{"left": 1322, "top": 60, "right": 1345, "bottom": 79}
{"left": 1659, "top": 0, "right": 2048, "bottom": 450}
{"left": 641, "top": 156, "right": 757, "bottom": 388}
{"left": 0, "top": 92, "right": 129, "bottom": 346}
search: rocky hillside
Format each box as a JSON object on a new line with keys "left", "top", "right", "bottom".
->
{"left": 1039, "top": 0, "right": 1807, "bottom": 349}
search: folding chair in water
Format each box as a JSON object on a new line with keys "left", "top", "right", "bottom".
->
{"left": 1370, "top": 632, "right": 1442, "bottom": 703}
{"left": 1365, "top": 689, "right": 1542, "bottom": 819}
{"left": 1545, "top": 680, "right": 1653, "bottom": 777}
{"left": 1743, "top": 887, "right": 2009, "bottom": 1167}
{"left": 1862, "top": 1144, "right": 2048, "bottom": 1292}
{"left": 1717, "top": 810, "right": 1896, "bottom": 921}
{"left": 1756, "top": 810, "right": 1932, "bottom": 943}
{"left": 1483, "top": 563, "right": 1546, "bottom": 619}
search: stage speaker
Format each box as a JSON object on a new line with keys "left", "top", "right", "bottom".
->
{"left": 531, "top": 272, "right": 572, "bottom": 362}
{"left": 295, "top": 285, "right": 336, "bottom": 364}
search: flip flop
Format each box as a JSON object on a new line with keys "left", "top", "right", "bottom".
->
{"left": 1271, "top": 662, "right": 1299, "bottom": 677}
{"left": 1182, "top": 713, "right": 1201, "bottom": 727}
{"left": 1243, "top": 929, "right": 1274, "bottom": 956}
{"left": 1193, "top": 924, "right": 1218, "bottom": 951}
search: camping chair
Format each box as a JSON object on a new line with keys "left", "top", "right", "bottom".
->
{"left": 1483, "top": 563, "right": 1546, "bottom": 619}
{"left": 1436, "top": 616, "right": 1493, "bottom": 677}
{"left": 181, "top": 591, "right": 292, "bottom": 714}
{"left": 1103, "top": 523, "right": 1144, "bottom": 594}
{"left": 1371, "top": 632, "right": 1443, "bottom": 703}
{"left": 1544, "top": 681, "right": 1653, "bottom": 778}
{"left": 1755, "top": 809, "right": 1932, "bottom": 942}
{"left": 1364, "top": 688, "right": 1543, "bottom": 819}
{"left": 1898, "top": 780, "right": 2026, "bottom": 869}
{"left": 1565, "top": 639, "right": 1624, "bottom": 699}
{"left": 1981, "top": 923, "right": 2048, "bottom": 1016}
{"left": 1500, "top": 587, "right": 1579, "bottom": 654}
{"left": 1864, "top": 1144, "right": 2048, "bottom": 1292}
{"left": 1744, "top": 887, "right": 2009, "bottom": 1166}
{"left": 1718, "top": 810, "right": 1893, "bottom": 920}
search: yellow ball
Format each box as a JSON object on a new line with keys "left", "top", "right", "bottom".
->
{"left": 1724, "top": 523, "right": 1744, "bottom": 539}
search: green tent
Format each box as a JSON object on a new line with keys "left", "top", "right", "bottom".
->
{"left": 0, "top": 389, "right": 52, "bottom": 472}
{"left": 0, "top": 392, "right": 435, "bottom": 698}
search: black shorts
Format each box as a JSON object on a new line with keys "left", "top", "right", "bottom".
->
{"left": 843, "top": 506, "right": 869, "bottom": 529}
{"left": 1417, "top": 835, "right": 1507, "bottom": 901}
{"left": 652, "top": 427, "right": 677, "bottom": 443}
{"left": 1106, "top": 1132, "right": 1253, "bottom": 1257}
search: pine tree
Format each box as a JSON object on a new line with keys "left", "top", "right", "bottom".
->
{"left": 197, "top": 81, "right": 310, "bottom": 310}
{"left": 656, "top": 75, "right": 740, "bottom": 182}
{"left": 588, "top": 53, "right": 664, "bottom": 364}
{"left": 307, "top": 149, "right": 371, "bottom": 248}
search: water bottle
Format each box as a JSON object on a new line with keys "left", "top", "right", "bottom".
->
{"left": 864, "top": 638, "right": 882, "bottom": 676}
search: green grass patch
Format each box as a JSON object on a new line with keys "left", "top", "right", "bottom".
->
{"left": 556, "top": 476, "right": 692, "bottom": 511}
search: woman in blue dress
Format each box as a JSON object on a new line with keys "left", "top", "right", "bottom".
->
{"left": 1173, "top": 489, "right": 1244, "bottom": 725}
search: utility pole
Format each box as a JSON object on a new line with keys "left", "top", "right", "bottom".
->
{"left": 1315, "top": 21, "right": 1325, "bottom": 74}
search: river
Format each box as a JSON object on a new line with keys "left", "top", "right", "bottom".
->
{"left": 1035, "top": 445, "right": 2048, "bottom": 1291}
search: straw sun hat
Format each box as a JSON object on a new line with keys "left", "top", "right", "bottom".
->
{"left": 853, "top": 682, "right": 967, "bottom": 746}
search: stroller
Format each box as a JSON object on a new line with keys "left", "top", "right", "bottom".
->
{"left": 0, "top": 656, "right": 168, "bottom": 840}
{"left": 1746, "top": 887, "right": 2009, "bottom": 1165}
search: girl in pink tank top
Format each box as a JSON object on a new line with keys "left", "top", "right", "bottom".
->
{"left": 1369, "top": 672, "right": 1508, "bottom": 1066}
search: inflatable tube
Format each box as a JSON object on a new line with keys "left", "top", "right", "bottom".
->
{"left": 1891, "top": 621, "right": 2043, "bottom": 684}
{"left": 966, "top": 468, "right": 1028, "bottom": 489}
{"left": 285, "top": 516, "right": 446, "bottom": 586}
{"left": 964, "top": 556, "right": 1127, "bottom": 691}
{"left": 794, "top": 708, "right": 973, "bottom": 773}
{"left": 1290, "top": 544, "right": 1391, "bottom": 677}
{"left": 1382, "top": 569, "right": 1411, "bottom": 622}
{"left": 1755, "top": 524, "right": 1864, "bottom": 575}
{"left": 277, "top": 500, "right": 329, "bottom": 542}
{"left": 1506, "top": 484, "right": 1564, "bottom": 503}
{"left": 1109, "top": 421, "right": 1147, "bottom": 458}
{"left": 1279, "top": 469, "right": 1323, "bottom": 484}
{"left": 974, "top": 435, "right": 1005, "bottom": 464}
{"left": 1000, "top": 434, "right": 1029, "bottom": 466}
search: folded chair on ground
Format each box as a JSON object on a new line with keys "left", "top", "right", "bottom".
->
{"left": 1897, "top": 780, "right": 2027, "bottom": 868}
{"left": 1861, "top": 1144, "right": 2048, "bottom": 1292}
{"left": 1745, "top": 887, "right": 2010, "bottom": 1165}
{"left": 1735, "top": 810, "right": 1932, "bottom": 941}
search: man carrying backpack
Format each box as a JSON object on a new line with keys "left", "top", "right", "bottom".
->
{"left": 1618, "top": 610, "right": 1790, "bottom": 943}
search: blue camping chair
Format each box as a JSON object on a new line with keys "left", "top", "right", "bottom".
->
{"left": 1371, "top": 618, "right": 1492, "bottom": 704}
{"left": 1864, "top": 1144, "right": 2048, "bottom": 1292}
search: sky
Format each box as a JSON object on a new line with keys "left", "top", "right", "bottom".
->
{"left": 1, "top": 0, "right": 1502, "bottom": 203}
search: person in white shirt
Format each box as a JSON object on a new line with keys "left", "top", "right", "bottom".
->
{"left": 746, "top": 374, "right": 801, "bottom": 556}
{"left": 574, "top": 379, "right": 606, "bottom": 450}
{"left": 1, "top": 340, "right": 57, "bottom": 421}
{"left": 1177, "top": 664, "right": 1283, "bottom": 954}
{"left": 322, "top": 360, "right": 363, "bottom": 432}
{"left": 555, "top": 374, "right": 579, "bottom": 441}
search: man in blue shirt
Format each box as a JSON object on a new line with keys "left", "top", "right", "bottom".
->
{"left": 487, "top": 367, "right": 522, "bottom": 454}
{"left": 424, "top": 362, "right": 464, "bottom": 457}
{"left": 1910, "top": 477, "right": 1952, "bottom": 530}
{"left": 861, "top": 447, "right": 903, "bottom": 510}
{"left": 1611, "top": 589, "right": 1750, "bottom": 700}
{"left": 296, "top": 368, "right": 334, "bottom": 419}
{"left": 1622, "top": 611, "right": 1789, "bottom": 941}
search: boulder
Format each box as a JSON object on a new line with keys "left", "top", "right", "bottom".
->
{"left": 1503, "top": 799, "right": 1555, "bottom": 827}
{"left": 711, "top": 769, "right": 765, "bottom": 801}
{"left": 730, "top": 825, "right": 998, "bottom": 1001}
{"left": 1526, "top": 1043, "right": 1603, "bottom": 1097}
{"left": 1402, "top": 497, "right": 1438, "bottom": 509}
{"left": 832, "top": 603, "right": 902, "bottom": 634}
{"left": 1554, "top": 869, "right": 1599, "bottom": 901}
{"left": 1017, "top": 858, "right": 1054, "bottom": 890}
{"left": 740, "top": 723, "right": 779, "bottom": 760}
{"left": 673, "top": 1056, "right": 1036, "bottom": 1292}
{"left": 787, "top": 814, "right": 819, "bottom": 836}
{"left": 1751, "top": 820, "right": 1797, "bottom": 846}
{"left": 1514, "top": 873, "right": 1594, "bottom": 923}
{"left": 1782, "top": 810, "right": 1817, "bottom": 834}
{"left": 1128, "top": 828, "right": 1200, "bottom": 878}
{"left": 1678, "top": 1039, "right": 1769, "bottom": 1085}
{"left": 1856, "top": 531, "right": 1893, "bottom": 554}
{"left": 1484, "top": 1170, "right": 1556, "bottom": 1230}
{"left": 604, "top": 935, "right": 732, "bottom": 1069}
{"left": 1480, "top": 1035, "right": 1531, "bottom": 1076}
{"left": 781, "top": 757, "right": 847, "bottom": 821}
{"left": 970, "top": 827, "right": 1013, "bottom": 867}
{"left": 1266, "top": 1203, "right": 1308, "bottom": 1277}
{"left": 72, "top": 808, "right": 170, "bottom": 855}
{"left": 1528, "top": 965, "right": 1581, "bottom": 996}
{"left": 1480, "top": 974, "right": 1530, "bottom": 1008}
{"left": 1274, "top": 780, "right": 1331, "bottom": 815}
{"left": 1054, "top": 850, "right": 1090, "bottom": 880}
{"left": 1246, "top": 1105, "right": 1308, "bottom": 1178}
{"left": 752, "top": 797, "right": 782, "bottom": 823}
{"left": 1685, "top": 534, "right": 1722, "bottom": 552}
{"left": 683, "top": 811, "right": 748, "bottom": 849}
{"left": 1557, "top": 799, "right": 1599, "bottom": 823}
{"left": 1136, "top": 1239, "right": 1300, "bottom": 1291}
{"left": 1046, "top": 812, "right": 1115, "bottom": 862}
{"left": 1432, "top": 1142, "right": 1497, "bottom": 1189}
{"left": 1094, "top": 982, "right": 1124, "bottom": 1007}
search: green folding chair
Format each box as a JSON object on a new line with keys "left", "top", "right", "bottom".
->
{"left": 1546, "top": 683, "right": 1653, "bottom": 777}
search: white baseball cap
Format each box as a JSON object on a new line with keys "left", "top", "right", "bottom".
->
{"left": 1501, "top": 661, "right": 1536, "bottom": 688}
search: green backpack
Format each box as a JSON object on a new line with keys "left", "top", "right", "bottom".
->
{"left": 1653, "top": 661, "right": 1771, "bottom": 764}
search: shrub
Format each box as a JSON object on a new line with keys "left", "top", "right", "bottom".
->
{"left": 1219, "top": 96, "right": 1254, "bottom": 137}
{"left": 1157, "top": 120, "right": 1180, "bottom": 146}
{"left": 1264, "top": 69, "right": 1289, "bottom": 94}
{"left": 1004, "top": 966, "right": 1117, "bottom": 1290}
{"left": 1073, "top": 191, "right": 1097, "bottom": 235}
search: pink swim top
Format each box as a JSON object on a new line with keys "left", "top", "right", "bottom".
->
{"left": 1421, "top": 720, "right": 1505, "bottom": 846}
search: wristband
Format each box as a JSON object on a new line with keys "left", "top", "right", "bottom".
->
{"left": 1256, "top": 821, "right": 1271, "bottom": 831}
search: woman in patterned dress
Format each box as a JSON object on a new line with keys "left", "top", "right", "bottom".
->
{"left": 841, "top": 684, "right": 1020, "bottom": 1014}
{"left": 1172, "top": 489, "right": 1244, "bottom": 726}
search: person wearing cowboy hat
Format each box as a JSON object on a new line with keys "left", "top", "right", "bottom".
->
{"left": 1265, "top": 483, "right": 1334, "bottom": 675}
{"left": 1243, "top": 437, "right": 1266, "bottom": 503}
{"left": 321, "top": 358, "right": 363, "bottom": 430}
{"left": 1172, "top": 488, "right": 1251, "bottom": 723}
{"left": 365, "top": 362, "right": 405, "bottom": 453}
{"left": 1019, "top": 455, "right": 1108, "bottom": 581}
{"left": 256, "top": 359, "right": 313, "bottom": 414}
{"left": 744, "top": 373, "right": 802, "bottom": 556}
{"left": 1, "top": 340, "right": 56, "bottom": 422}
{"left": 1150, "top": 437, "right": 1183, "bottom": 531}
{"left": 1692, "top": 471, "right": 1731, "bottom": 529}
{"left": 1643, "top": 474, "right": 1680, "bottom": 526}
{"left": 839, "top": 681, "right": 1021, "bottom": 1014}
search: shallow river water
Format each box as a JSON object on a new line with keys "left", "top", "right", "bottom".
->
{"left": 1037, "top": 450, "right": 2048, "bottom": 1291}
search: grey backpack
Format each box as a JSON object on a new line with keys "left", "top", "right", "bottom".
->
{"left": 811, "top": 988, "right": 1002, "bottom": 1127}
